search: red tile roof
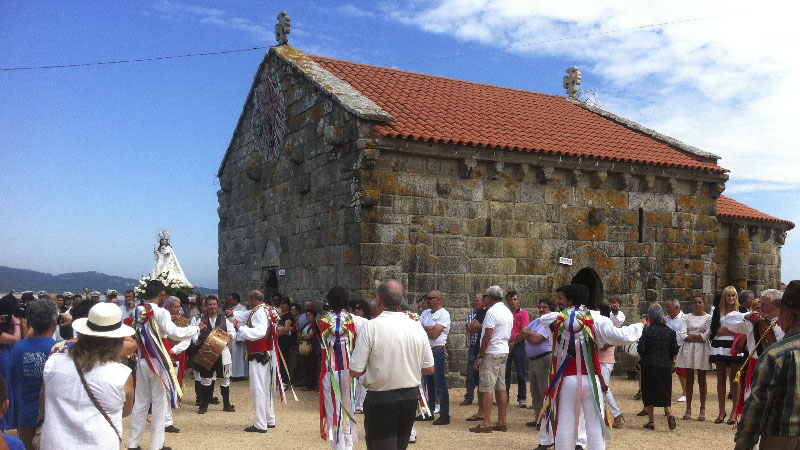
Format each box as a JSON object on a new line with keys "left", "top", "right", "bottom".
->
{"left": 717, "top": 195, "right": 794, "bottom": 229}
{"left": 310, "top": 56, "right": 726, "bottom": 174}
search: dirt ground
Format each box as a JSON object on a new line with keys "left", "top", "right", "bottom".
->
{"left": 117, "top": 370, "right": 741, "bottom": 450}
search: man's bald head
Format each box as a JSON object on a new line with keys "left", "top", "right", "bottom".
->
{"left": 377, "top": 279, "right": 404, "bottom": 310}
{"left": 247, "top": 290, "right": 264, "bottom": 307}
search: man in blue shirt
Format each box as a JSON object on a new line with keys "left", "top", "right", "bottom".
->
{"left": 11, "top": 299, "right": 57, "bottom": 449}
{"left": 0, "top": 374, "right": 25, "bottom": 450}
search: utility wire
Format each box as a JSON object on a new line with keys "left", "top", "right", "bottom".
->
{"left": 1, "top": 46, "right": 268, "bottom": 71}
{"left": 1, "top": 13, "right": 735, "bottom": 72}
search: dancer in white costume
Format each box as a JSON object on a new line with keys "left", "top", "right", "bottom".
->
{"left": 153, "top": 228, "right": 193, "bottom": 288}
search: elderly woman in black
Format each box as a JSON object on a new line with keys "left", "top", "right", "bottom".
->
{"left": 638, "top": 303, "right": 680, "bottom": 431}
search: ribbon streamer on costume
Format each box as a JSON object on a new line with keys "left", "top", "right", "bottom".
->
{"left": 265, "top": 306, "right": 298, "bottom": 403}
{"left": 732, "top": 320, "right": 775, "bottom": 427}
{"left": 318, "top": 311, "right": 358, "bottom": 442}
{"left": 538, "top": 307, "right": 609, "bottom": 442}
{"left": 134, "top": 300, "right": 183, "bottom": 408}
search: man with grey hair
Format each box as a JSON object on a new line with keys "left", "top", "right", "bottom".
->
{"left": 759, "top": 289, "right": 785, "bottom": 341}
{"left": 664, "top": 298, "right": 687, "bottom": 403}
{"left": 470, "top": 285, "right": 513, "bottom": 433}
{"left": 227, "top": 289, "right": 279, "bottom": 433}
{"left": 350, "top": 279, "right": 434, "bottom": 449}
{"left": 11, "top": 299, "right": 58, "bottom": 448}
{"left": 739, "top": 290, "right": 754, "bottom": 312}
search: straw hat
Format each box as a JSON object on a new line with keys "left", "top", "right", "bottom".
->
{"left": 72, "top": 303, "right": 134, "bottom": 338}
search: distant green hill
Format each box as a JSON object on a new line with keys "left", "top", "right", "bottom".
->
{"left": 0, "top": 266, "right": 217, "bottom": 295}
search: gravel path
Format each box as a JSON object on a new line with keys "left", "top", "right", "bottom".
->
{"left": 121, "top": 371, "right": 739, "bottom": 449}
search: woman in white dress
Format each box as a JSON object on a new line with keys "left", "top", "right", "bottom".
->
{"left": 675, "top": 294, "right": 712, "bottom": 421}
{"left": 40, "top": 303, "right": 135, "bottom": 449}
{"left": 153, "top": 229, "right": 193, "bottom": 288}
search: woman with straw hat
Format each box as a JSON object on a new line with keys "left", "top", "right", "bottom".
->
{"left": 39, "top": 302, "right": 135, "bottom": 449}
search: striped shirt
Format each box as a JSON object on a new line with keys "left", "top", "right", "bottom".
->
{"left": 466, "top": 308, "right": 479, "bottom": 348}
{"left": 735, "top": 324, "right": 800, "bottom": 449}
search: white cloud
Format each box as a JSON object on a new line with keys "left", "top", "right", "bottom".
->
{"left": 385, "top": 1, "right": 800, "bottom": 188}
{"left": 153, "top": 0, "right": 271, "bottom": 42}
{"left": 337, "top": 4, "right": 376, "bottom": 18}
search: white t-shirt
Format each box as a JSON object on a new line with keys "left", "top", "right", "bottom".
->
{"left": 420, "top": 307, "right": 450, "bottom": 347}
{"left": 482, "top": 302, "right": 513, "bottom": 355}
{"left": 666, "top": 311, "right": 685, "bottom": 346}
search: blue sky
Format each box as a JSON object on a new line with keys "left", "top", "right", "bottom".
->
{"left": 2, "top": 1, "right": 797, "bottom": 289}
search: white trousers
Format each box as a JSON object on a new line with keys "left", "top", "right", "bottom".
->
{"left": 555, "top": 375, "right": 605, "bottom": 450}
{"left": 322, "top": 370, "right": 355, "bottom": 450}
{"left": 538, "top": 405, "right": 587, "bottom": 447}
{"left": 250, "top": 360, "right": 275, "bottom": 430}
{"left": 128, "top": 359, "right": 168, "bottom": 450}
{"left": 354, "top": 376, "right": 367, "bottom": 411}
{"left": 165, "top": 401, "right": 173, "bottom": 426}
{"left": 600, "top": 363, "right": 622, "bottom": 418}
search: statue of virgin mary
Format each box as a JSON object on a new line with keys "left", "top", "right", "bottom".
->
{"left": 152, "top": 228, "right": 193, "bottom": 288}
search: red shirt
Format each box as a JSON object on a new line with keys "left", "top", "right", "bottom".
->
{"left": 510, "top": 308, "right": 530, "bottom": 340}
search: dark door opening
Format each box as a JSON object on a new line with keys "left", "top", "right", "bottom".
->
{"left": 263, "top": 268, "right": 279, "bottom": 301}
{"left": 571, "top": 267, "right": 603, "bottom": 309}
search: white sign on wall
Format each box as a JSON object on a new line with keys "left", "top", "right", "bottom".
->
{"left": 558, "top": 257, "right": 573, "bottom": 266}
{"left": 278, "top": 269, "right": 286, "bottom": 276}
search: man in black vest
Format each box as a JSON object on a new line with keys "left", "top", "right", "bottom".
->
{"left": 194, "top": 296, "right": 235, "bottom": 413}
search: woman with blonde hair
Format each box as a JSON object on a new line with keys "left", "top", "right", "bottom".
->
{"left": 40, "top": 303, "right": 135, "bottom": 449}
{"left": 708, "top": 286, "right": 744, "bottom": 424}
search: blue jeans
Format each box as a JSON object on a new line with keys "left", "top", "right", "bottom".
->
{"left": 505, "top": 343, "right": 527, "bottom": 401}
{"left": 465, "top": 348, "right": 478, "bottom": 402}
{"left": 427, "top": 347, "right": 450, "bottom": 416}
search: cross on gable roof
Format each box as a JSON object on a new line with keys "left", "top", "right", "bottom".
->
{"left": 309, "top": 54, "right": 727, "bottom": 174}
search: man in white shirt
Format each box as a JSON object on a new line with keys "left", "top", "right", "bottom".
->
{"left": 350, "top": 279, "right": 434, "bottom": 449}
{"left": 665, "top": 298, "right": 687, "bottom": 402}
{"left": 470, "top": 285, "right": 513, "bottom": 434}
{"left": 609, "top": 299, "right": 625, "bottom": 327}
{"left": 759, "top": 289, "right": 785, "bottom": 341}
{"left": 128, "top": 280, "right": 203, "bottom": 450}
{"left": 420, "top": 289, "right": 451, "bottom": 425}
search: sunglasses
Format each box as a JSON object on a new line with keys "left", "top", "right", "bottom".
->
{"left": 425, "top": 296, "right": 440, "bottom": 301}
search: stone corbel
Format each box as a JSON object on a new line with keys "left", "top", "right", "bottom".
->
{"left": 666, "top": 177, "right": 677, "bottom": 193}
{"left": 324, "top": 125, "right": 345, "bottom": 146}
{"left": 538, "top": 166, "right": 554, "bottom": 184}
{"left": 691, "top": 180, "right": 702, "bottom": 196}
{"left": 570, "top": 169, "right": 581, "bottom": 185}
{"left": 219, "top": 177, "right": 233, "bottom": 192}
{"left": 488, "top": 160, "right": 504, "bottom": 180}
{"left": 357, "top": 189, "right": 380, "bottom": 208}
{"left": 515, "top": 163, "right": 529, "bottom": 181}
{"left": 460, "top": 156, "right": 477, "bottom": 179}
{"left": 590, "top": 170, "right": 607, "bottom": 187}
{"left": 776, "top": 230, "right": 787, "bottom": 245}
{"left": 284, "top": 144, "right": 304, "bottom": 165}
{"left": 642, "top": 175, "right": 656, "bottom": 191}
{"left": 748, "top": 225, "right": 760, "bottom": 241}
{"left": 619, "top": 172, "right": 634, "bottom": 190}
{"left": 360, "top": 148, "right": 380, "bottom": 169}
{"left": 217, "top": 206, "right": 229, "bottom": 220}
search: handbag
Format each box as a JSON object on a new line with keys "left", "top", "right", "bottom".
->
{"left": 73, "top": 359, "right": 122, "bottom": 442}
{"left": 298, "top": 339, "right": 312, "bottom": 356}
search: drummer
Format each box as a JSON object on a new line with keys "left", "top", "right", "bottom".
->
{"left": 193, "top": 295, "right": 236, "bottom": 414}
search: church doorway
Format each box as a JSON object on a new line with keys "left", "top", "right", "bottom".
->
{"left": 571, "top": 267, "right": 603, "bottom": 309}
{"left": 263, "top": 268, "right": 280, "bottom": 301}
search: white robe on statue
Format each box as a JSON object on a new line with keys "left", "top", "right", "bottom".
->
{"left": 153, "top": 244, "right": 193, "bottom": 287}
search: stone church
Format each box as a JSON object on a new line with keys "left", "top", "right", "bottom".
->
{"left": 217, "top": 33, "right": 792, "bottom": 380}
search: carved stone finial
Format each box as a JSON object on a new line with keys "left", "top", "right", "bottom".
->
{"left": 563, "top": 66, "right": 581, "bottom": 98}
{"left": 275, "top": 11, "right": 291, "bottom": 45}
{"left": 488, "top": 160, "right": 504, "bottom": 180}
{"left": 538, "top": 166, "right": 554, "bottom": 184}
{"left": 570, "top": 169, "right": 581, "bottom": 185}
{"left": 460, "top": 156, "right": 477, "bottom": 179}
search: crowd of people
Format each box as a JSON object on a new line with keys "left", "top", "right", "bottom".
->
{"left": 0, "top": 279, "right": 798, "bottom": 450}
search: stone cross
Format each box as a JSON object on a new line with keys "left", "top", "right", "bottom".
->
{"left": 275, "top": 11, "right": 291, "bottom": 45}
{"left": 563, "top": 66, "right": 581, "bottom": 98}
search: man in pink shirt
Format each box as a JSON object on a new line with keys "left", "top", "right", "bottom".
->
{"left": 504, "top": 290, "right": 530, "bottom": 408}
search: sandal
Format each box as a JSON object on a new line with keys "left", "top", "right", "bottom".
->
{"left": 698, "top": 408, "right": 706, "bottom": 422}
{"left": 682, "top": 409, "right": 692, "bottom": 420}
{"left": 727, "top": 419, "right": 736, "bottom": 425}
{"left": 668, "top": 415, "right": 677, "bottom": 430}
{"left": 491, "top": 423, "right": 508, "bottom": 432}
{"left": 469, "top": 425, "right": 492, "bottom": 433}
{"left": 633, "top": 390, "right": 642, "bottom": 400}
{"left": 466, "top": 415, "right": 483, "bottom": 422}
{"left": 714, "top": 413, "right": 727, "bottom": 424}
{"left": 643, "top": 422, "right": 655, "bottom": 430}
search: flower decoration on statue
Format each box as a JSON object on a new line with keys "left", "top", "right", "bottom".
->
{"left": 133, "top": 272, "right": 193, "bottom": 300}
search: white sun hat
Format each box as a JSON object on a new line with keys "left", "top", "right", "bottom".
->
{"left": 72, "top": 303, "right": 135, "bottom": 338}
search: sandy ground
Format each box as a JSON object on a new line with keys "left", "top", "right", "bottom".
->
{"left": 115, "top": 369, "right": 741, "bottom": 450}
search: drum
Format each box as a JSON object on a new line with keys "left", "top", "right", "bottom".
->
{"left": 193, "top": 327, "right": 233, "bottom": 371}
{"left": 168, "top": 315, "right": 190, "bottom": 347}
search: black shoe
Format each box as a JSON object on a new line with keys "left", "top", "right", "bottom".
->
{"left": 209, "top": 396, "right": 220, "bottom": 405}
{"left": 526, "top": 420, "right": 538, "bottom": 427}
{"left": 432, "top": 415, "right": 450, "bottom": 425}
{"left": 164, "top": 425, "right": 180, "bottom": 433}
{"left": 244, "top": 425, "right": 267, "bottom": 433}
{"left": 198, "top": 406, "right": 207, "bottom": 414}
{"left": 267, "top": 424, "right": 276, "bottom": 429}
{"left": 415, "top": 414, "right": 433, "bottom": 421}
{"left": 575, "top": 446, "right": 584, "bottom": 450}
{"left": 128, "top": 447, "right": 142, "bottom": 450}
{"left": 637, "top": 409, "right": 648, "bottom": 416}
{"left": 535, "top": 445, "right": 553, "bottom": 450}
{"left": 159, "top": 447, "right": 172, "bottom": 450}
{"left": 223, "top": 404, "right": 236, "bottom": 412}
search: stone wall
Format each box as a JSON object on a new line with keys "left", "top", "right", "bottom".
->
{"left": 715, "top": 221, "right": 787, "bottom": 297}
